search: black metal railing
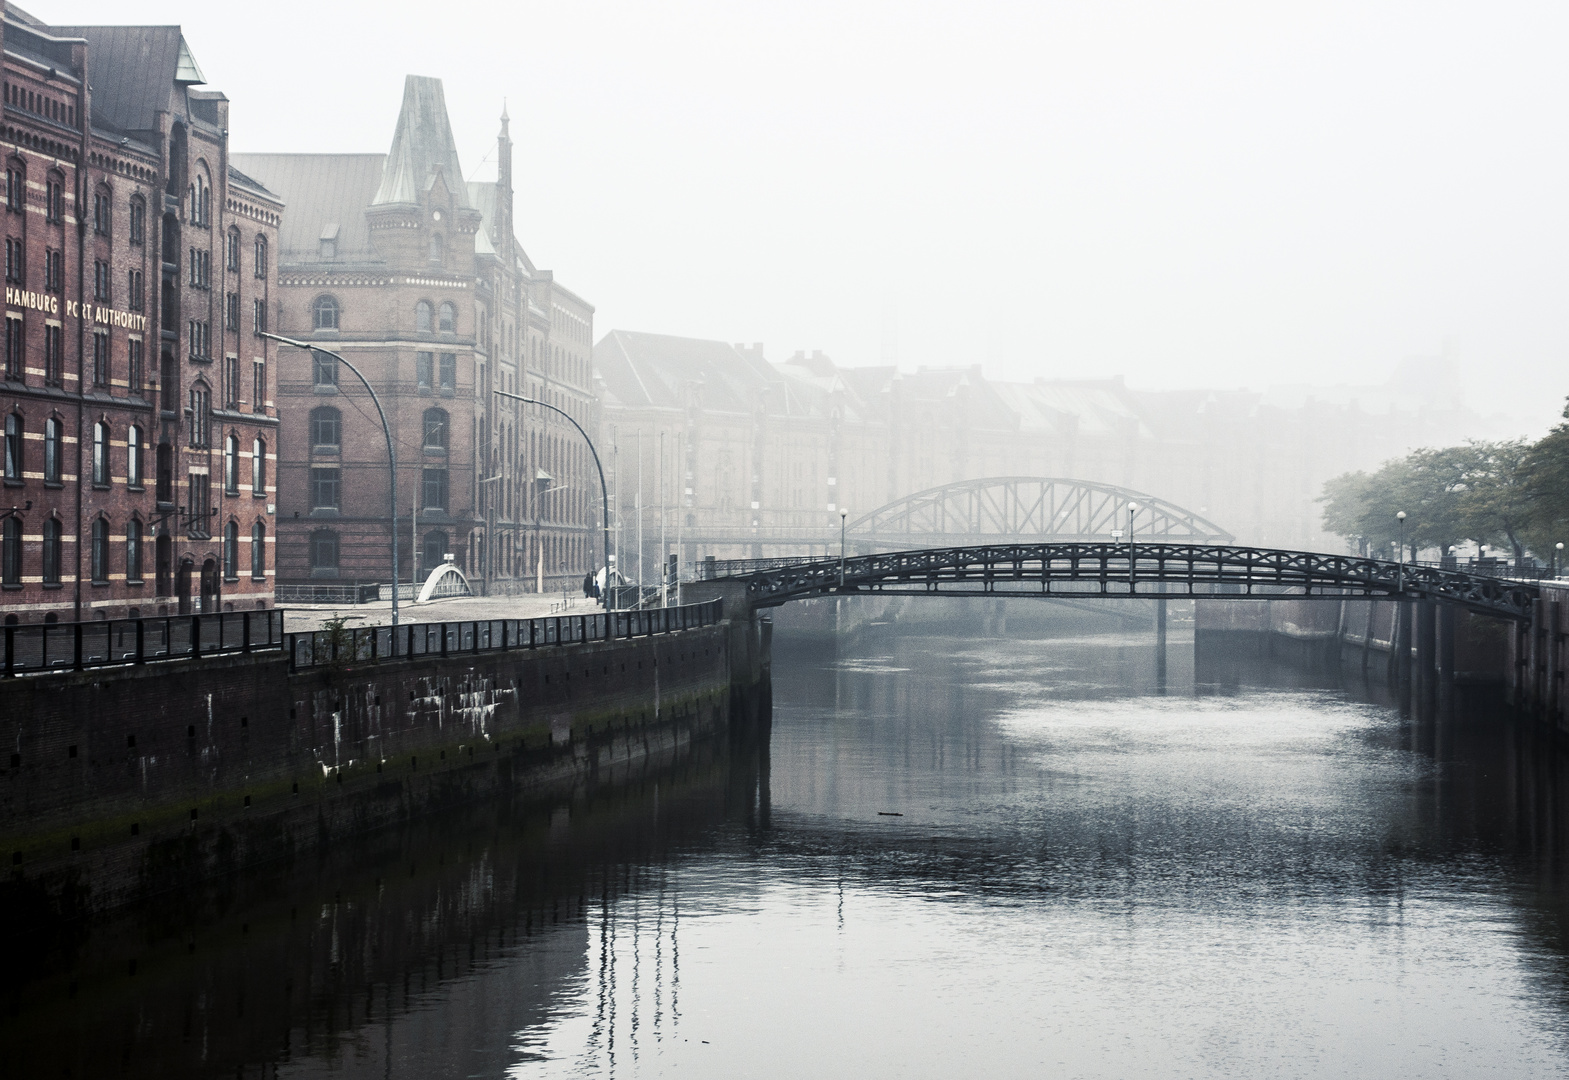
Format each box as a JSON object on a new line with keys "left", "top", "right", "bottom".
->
{"left": 2, "top": 609, "right": 286, "bottom": 677}
{"left": 286, "top": 598, "right": 725, "bottom": 672}
{"left": 275, "top": 582, "right": 383, "bottom": 604}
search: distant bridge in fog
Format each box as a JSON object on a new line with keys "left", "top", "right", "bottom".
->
{"left": 674, "top": 476, "right": 1235, "bottom": 554}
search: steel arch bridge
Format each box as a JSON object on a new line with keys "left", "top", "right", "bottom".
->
{"left": 710, "top": 543, "right": 1537, "bottom": 621}
{"left": 846, "top": 477, "right": 1233, "bottom": 549}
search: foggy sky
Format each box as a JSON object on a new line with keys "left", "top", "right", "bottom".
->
{"left": 50, "top": 0, "right": 1569, "bottom": 430}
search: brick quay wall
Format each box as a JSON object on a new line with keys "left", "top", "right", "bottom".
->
{"left": 0, "top": 612, "right": 769, "bottom": 923}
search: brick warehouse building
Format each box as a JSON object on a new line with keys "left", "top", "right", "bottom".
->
{"left": 0, "top": 6, "right": 283, "bottom": 624}
{"left": 236, "top": 77, "right": 597, "bottom": 596}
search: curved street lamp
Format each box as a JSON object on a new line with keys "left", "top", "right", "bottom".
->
{"left": 261, "top": 332, "right": 400, "bottom": 628}
{"left": 839, "top": 507, "right": 848, "bottom": 588}
{"left": 493, "top": 389, "right": 613, "bottom": 609}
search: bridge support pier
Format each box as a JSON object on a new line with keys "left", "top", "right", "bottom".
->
{"left": 1155, "top": 594, "right": 1168, "bottom": 690}
{"left": 1393, "top": 601, "right": 1413, "bottom": 713}
{"left": 1417, "top": 600, "right": 1437, "bottom": 714}
{"left": 1437, "top": 602, "right": 1455, "bottom": 711}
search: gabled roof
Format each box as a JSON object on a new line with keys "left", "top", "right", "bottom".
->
{"left": 372, "top": 75, "right": 469, "bottom": 208}
{"left": 231, "top": 154, "right": 385, "bottom": 262}
{"left": 597, "top": 331, "right": 801, "bottom": 416}
{"left": 50, "top": 25, "right": 197, "bottom": 135}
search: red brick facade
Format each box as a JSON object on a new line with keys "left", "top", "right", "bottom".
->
{"left": 237, "top": 82, "right": 597, "bottom": 597}
{"left": 0, "top": 9, "right": 281, "bottom": 624}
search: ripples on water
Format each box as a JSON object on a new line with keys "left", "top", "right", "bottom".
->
{"left": 11, "top": 626, "right": 1569, "bottom": 1078}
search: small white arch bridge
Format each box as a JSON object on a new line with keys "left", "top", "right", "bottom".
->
{"left": 416, "top": 557, "right": 473, "bottom": 603}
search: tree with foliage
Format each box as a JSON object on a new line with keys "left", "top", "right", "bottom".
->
{"left": 1521, "top": 399, "right": 1569, "bottom": 558}
{"left": 1452, "top": 439, "right": 1532, "bottom": 564}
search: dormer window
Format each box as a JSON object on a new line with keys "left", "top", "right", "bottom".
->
{"left": 319, "top": 223, "right": 339, "bottom": 261}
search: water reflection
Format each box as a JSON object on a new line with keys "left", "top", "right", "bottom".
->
{"left": 11, "top": 627, "right": 1569, "bottom": 1077}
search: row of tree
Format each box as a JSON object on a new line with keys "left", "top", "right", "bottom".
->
{"left": 1319, "top": 398, "right": 1569, "bottom": 564}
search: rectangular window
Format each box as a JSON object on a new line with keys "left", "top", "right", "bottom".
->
{"left": 93, "top": 259, "right": 111, "bottom": 302}
{"left": 416, "top": 351, "right": 433, "bottom": 389}
{"left": 94, "top": 193, "right": 110, "bottom": 235}
{"left": 254, "top": 238, "right": 267, "bottom": 279}
{"left": 310, "top": 466, "right": 341, "bottom": 510}
{"left": 126, "top": 521, "right": 143, "bottom": 583}
{"left": 128, "top": 338, "right": 144, "bottom": 395}
{"left": 43, "top": 323, "right": 61, "bottom": 385}
{"left": 439, "top": 352, "right": 456, "bottom": 391}
{"left": 5, "top": 168, "right": 22, "bottom": 214}
{"left": 3, "top": 316, "right": 20, "bottom": 381}
{"left": 224, "top": 355, "right": 239, "bottom": 410}
{"left": 422, "top": 467, "right": 448, "bottom": 511}
{"left": 127, "top": 426, "right": 142, "bottom": 488}
{"left": 92, "top": 521, "right": 108, "bottom": 582}
{"left": 92, "top": 331, "right": 109, "bottom": 388}
{"left": 188, "top": 319, "right": 210, "bottom": 361}
{"left": 312, "top": 352, "right": 337, "bottom": 387}
{"left": 225, "top": 291, "right": 239, "bottom": 331}
{"left": 226, "top": 232, "right": 239, "bottom": 273}
{"left": 253, "top": 297, "right": 267, "bottom": 334}
{"left": 250, "top": 524, "right": 265, "bottom": 580}
{"left": 187, "top": 472, "right": 211, "bottom": 538}
{"left": 129, "top": 200, "right": 144, "bottom": 245}
{"left": 44, "top": 179, "right": 61, "bottom": 223}
{"left": 252, "top": 358, "right": 265, "bottom": 413}
{"left": 128, "top": 269, "right": 143, "bottom": 311}
{"left": 5, "top": 237, "right": 21, "bottom": 283}
{"left": 44, "top": 248, "right": 62, "bottom": 292}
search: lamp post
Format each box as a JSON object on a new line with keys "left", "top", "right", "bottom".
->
{"left": 493, "top": 389, "right": 613, "bottom": 609}
{"left": 261, "top": 332, "right": 400, "bottom": 628}
{"left": 839, "top": 507, "right": 848, "bottom": 588}
{"left": 1396, "top": 510, "right": 1407, "bottom": 593}
{"left": 1557, "top": 542, "right": 1564, "bottom": 579}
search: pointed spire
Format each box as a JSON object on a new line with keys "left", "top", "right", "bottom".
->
{"left": 496, "top": 103, "right": 514, "bottom": 261}
{"left": 372, "top": 75, "right": 470, "bottom": 208}
{"left": 500, "top": 99, "right": 510, "bottom": 134}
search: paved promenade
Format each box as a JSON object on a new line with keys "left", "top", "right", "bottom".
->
{"left": 283, "top": 592, "right": 606, "bottom": 633}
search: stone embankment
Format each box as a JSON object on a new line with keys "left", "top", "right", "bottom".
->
{"left": 0, "top": 601, "right": 770, "bottom": 922}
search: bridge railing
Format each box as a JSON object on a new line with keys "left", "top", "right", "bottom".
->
{"left": 285, "top": 598, "right": 725, "bottom": 672}
{"left": 2, "top": 609, "right": 286, "bottom": 677}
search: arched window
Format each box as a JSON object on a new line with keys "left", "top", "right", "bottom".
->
{"left": 250, "top": 522, "right": 265, "bottom": 579}
{"left": 223, "top": 521, "right": 239, "bottom": 580}
{"left": 429, "top": 233, "right": 443, "bottom": 265}
{"left": 188, "top": 384, "right": 210, "bottom": 448}
{"left": 127, "top": 425, "right": 143, "bottom": 488}
{"left": 438, "top": 301, "right": 456, "bottom": 334}
{"left": 42, "top": 518, "right": 61, "bottom": 584}
{"left": 189, "top": 163, "right": 211, "bottom": 227}
{"left": 415, "top": 300, "right": 433, "bottom": 333}
{"left": 253, "top": 235, "right": 267, "bottom": 279}
{"left": 224, "top": 434, "right": 239, "bottom": 494}
{"left": 126, "top": 519, "right": 143, "bottom": 583}
{"left": 91, "top": 518, "right": 110, "bottom": 583}
{"left": 252, "top": 437, "right": 266, "bottom": 494}
{"left": 93, "top": 421, "right": 109, "bottom": 485}
{"left": 312, "top": 295, "right": 339, "bottom": 331}
{"left": 128, "top": 195, "right": 145, "bottom": 245}
{"left": 43, "top": 417, "right": 61, "bottom": 483}
{"left": 310, "top": 406, "right": 341, "bottom": 450}
{"left": 423, "top": 407, "right": 448, "bottom": 451}
{"left": 4, "top": 413, "right": 21, "bottom": 480}
{"left": 1, "top": 516, "right": 19, "bottom": 585}
{"left": 226, "top": 227, "right": 240, "bottom": 272}
{"left": 309, "top": 530, "right": 339, "bottom": 576}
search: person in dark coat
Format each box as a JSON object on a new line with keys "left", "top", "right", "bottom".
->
{"left": 582, "top": 571, "right": 595, "bottom": 598}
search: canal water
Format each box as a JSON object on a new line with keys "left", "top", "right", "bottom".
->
{"left": 10, "top": 625, "right": 1569, "bottom": 1078}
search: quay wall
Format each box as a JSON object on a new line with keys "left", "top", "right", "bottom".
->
{"left": 0, "top": 612, "right": 769, "bottom": 923}
{"left": 1196, "top": 589, "right": 1565, "bottom": 729}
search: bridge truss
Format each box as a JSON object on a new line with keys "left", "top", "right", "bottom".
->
{"left": 718, "top": 543, "right": 1537, "bottom": 620}
{"left": 847, "top": 477, "right": 1234, "bottom": 549}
